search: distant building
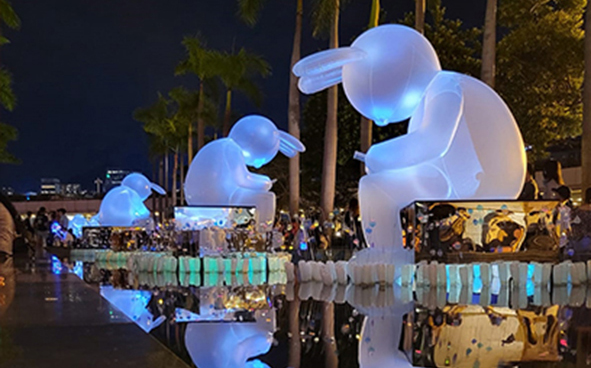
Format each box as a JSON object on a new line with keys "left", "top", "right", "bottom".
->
{"left": 62, "top": 183, "right": 81, "bottom": 197}
{"left": 104, "top": 169, "right": 129, "bottom": 192}
{"left": 1, "top": 187, "right": 14, "bottom": 196}
{"left": 40, "top": 178, "right": 61, "bottom": 195}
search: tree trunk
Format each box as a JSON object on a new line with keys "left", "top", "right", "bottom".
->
{"left": 287, "top": 291, "right": 301, "bottom": 368}
{"left": 322, "top": 302, "right": 338, "bottom": 368}
{"left": 164, "top": 153, "right": 170, "bottom": 217}
{"left": 360, "top": 117, "right": 372, "bottom": 175}
{"left": 288, "top": 0, "right": 303, "bottom": 217}
{"left": 583, "top": 0, "right": 591, "bottom": 195}
{"left": 197, "top": 82, "right": 205, "bottom": 152}
{"left": 152, "top": 159, "right": 157, "bottom": 217}
{"left": 481, "top": 0, "right": 497, "bottom": 87}
{"left": 187, "top": 120, "right": 193, "bottom": 167}
{"left": 320, "top": 0, "right": 340, "bottom": 221}
{"left": 222, "top": 89, "right": 233, "bottom": 137}
{"left": 159, "top": 157, "right": 164, "bottom": 222}
{"left": 370, "top": 0, "right": 380, "bottom": 27}
{"left": 415, "top": 0, "right": 425, "bottom": 34}
{"left": 359, "top": 0, "right": 379, "bottom": 176}
{"left": 180, "top": 153, "right": 185, "bottom": 205}
{"left": 172, "top": 148, "right": 178, "bottom": 207}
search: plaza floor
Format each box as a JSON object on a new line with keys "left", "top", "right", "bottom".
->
{"left": 0, "top": 255, "right": 190, "bottom": 368}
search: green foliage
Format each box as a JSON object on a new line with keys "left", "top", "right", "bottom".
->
{"left": 0, "top": 68, "right": 16, "bottom": 111}
{"left": 0, "top": 0, "right": 20, "bottom": 30}
{"left": 496, "top": 0, "right": 584, "bottom": 158}
{"left": 237, "top": 0, "right": 268, "bottom": 27}
{"left": 401, "top": 1, "right": 481, "bottom": 76}
{"left": 300, "top": 87, "right": 361, "bottom": 207}
{"left": 0, "top": 0, "right": 19, "bottom": 165}
{"left": 175, "top": 35, "right": 220, "bottom": 81}
{"left": 310, "top": 0, "right": 349, "bottom": 39}
{"left": 0, "top": 121, "right": 18, "bottom": 163}
{"left": 135, "top": 87, "right": 219, "bottom": 157}
{"left": 213, "top": 48, "right": 271, "bottom": 106}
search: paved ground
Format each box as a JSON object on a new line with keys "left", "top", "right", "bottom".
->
{"left": 0, "top": 255, "right": 190, "bottom": 368}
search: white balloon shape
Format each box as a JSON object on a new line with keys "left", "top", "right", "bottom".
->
{"left": 98, "top": 186, "right": 150, "bottom": 227}
{"left": 184, "top": 115, "right": 305, "bottom": 228}
{"left": 94, "top": 172, "right": 161, "bottom": 227}
{"left": 294, "top": 24, "right": 526, "bottom": 278}
{"left": 122, "top": 172, "right": 165, "bottom": 201}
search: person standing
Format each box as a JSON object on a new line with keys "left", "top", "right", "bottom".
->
{"left": 34, "top": 207, "right": 49, "bottom": 248}
{"left": 552, "top": 185, "right": 573, "bottom": 251}
{"left": 57, "top": 208, "right": 69, "bottom": 231}
{"left": 519, "top": 164, "right": 539, "bottom": 200}
{"left": 541, "top": 159, "right": 564, "bottom": 199}
{"left": 343, "top": 197, "right": 365, "bottom": 249}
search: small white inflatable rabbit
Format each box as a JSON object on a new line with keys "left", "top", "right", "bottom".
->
{"left": 184, "top": 115, "right": 305, "bottom": 228}
{"left": 97, "top": 172, "right": 164, "bottom": 227}
{"left": 294, "top": 24, "right": 526, "bottom": 278}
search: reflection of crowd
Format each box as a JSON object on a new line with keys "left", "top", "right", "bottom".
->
{"left": 273, "top": 197, "right": 367, "bottom": 262}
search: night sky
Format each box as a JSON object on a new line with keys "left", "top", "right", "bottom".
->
{"left": 0, "top": 0, "right": 483, "bottom": 193}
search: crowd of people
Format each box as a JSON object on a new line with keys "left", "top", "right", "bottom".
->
{"left": 519, "top": 159, "right": 591, "bottom": 258}
{"left": 272, "top": 197, "right": 366, "bottom": 262}
{"left": 0, "top": 194, "right": 73, "bottom": 260}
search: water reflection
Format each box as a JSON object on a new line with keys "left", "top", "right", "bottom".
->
{"left": 68, "top": 259, "right": 591, "bottom": 368}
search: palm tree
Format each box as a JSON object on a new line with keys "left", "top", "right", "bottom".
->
{"left": 481, "top": 0, "right": 497, "bottom": 87}
{"left": 312, "top": 0, "right": 341, "bottom": 220}
{"left": 0, "top": 0, "right": 20, "bottom": 164}
{"left": 175, "top": 35, "right": 219, "bottom": 159}
{"left": 415, "top": 0, "right": 426, "bottom": 34}
{"left": 214, "top": 48, "right": 271, "bottom": 136}
{"left": 359, "top": 0, "right": 380, "bottom": 175}
{"left": 238, "top": 0, "right": 304, "bottom": 217}
{"left": 583, "top": 1, "right": 591, "bottom": 194}
{"left": 134, "top": 94, "right": 172, "bottom": 213}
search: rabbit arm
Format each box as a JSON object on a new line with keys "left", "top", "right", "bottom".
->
{"left": 365, "top": 73, "right": 464, "bottom": 173}
{"left": 241, "top": 172, "right": 273, "bottom": 191}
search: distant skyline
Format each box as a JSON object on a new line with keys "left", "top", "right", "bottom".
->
{"left": 0, "top": 0, "right": 483, "bottom": 193}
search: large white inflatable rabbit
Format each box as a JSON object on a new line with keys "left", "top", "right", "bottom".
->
{"left": 294, "top": 24, "right": 526, "bottom": 278}
{"left": 97, "top": 172, "right": 164, "bottom": 227}
{"left": 184, "top": 115, "right": 305, "bottom": 228}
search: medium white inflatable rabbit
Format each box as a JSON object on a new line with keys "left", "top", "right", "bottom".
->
{"left": 97, "top": 172, "right": 164, "bottom": 227}
{"left": 184, "top": 115, "right": 305, "bottom": 228}
{"left": 294, "top": 24, "right": 526, "bottom": 278}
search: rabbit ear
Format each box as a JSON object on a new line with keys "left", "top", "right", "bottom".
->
{"left": 293, "top": 47, "right": 367, "bottom": 94}
{"left": 150, "top": 182, "right": 166, "bottom": 195}
{"left": 279, "top": 131, "right": 305, "bottom": 157}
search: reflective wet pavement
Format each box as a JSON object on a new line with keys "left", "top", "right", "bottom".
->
{"left": 3, "top": 253, "right": 591, "bottom": 368}
{"left": 0, "top": 256, "right": 190, "bottom": 368}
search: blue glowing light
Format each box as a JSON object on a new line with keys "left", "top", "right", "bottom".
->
{"left": 299, "top": 242, "right": 308, "bottom": 251}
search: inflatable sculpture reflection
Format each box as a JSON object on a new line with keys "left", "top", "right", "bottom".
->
{"left": 294, "top": 24, "right": 526, "bottom": 276}
{"left": 184, "top": 309, "right": 276, "bottom": 368}
{"left": 184, "top": 115, "right": 305, "bottom": 228}
{"left": 97, "top": 173, "right": 165, "bottom": 227}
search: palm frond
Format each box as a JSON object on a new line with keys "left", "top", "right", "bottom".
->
{"left": 0, "top": 122, "right": 18, "bottom": 164}
{"left": 0, "top": 0, "right": 20, "bottom": 30}
{"left": 237, "top": 0, "right": 267, "bottom": 27}
{"left": 0, "top": 68, "right": 16, "bottom": 111}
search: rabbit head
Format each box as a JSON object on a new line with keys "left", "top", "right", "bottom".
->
{"left": 229, "top": 115, "right": 305, "bottom": 169}
{"left": 121, "top": 172, "right": 165, "bottom": 201}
